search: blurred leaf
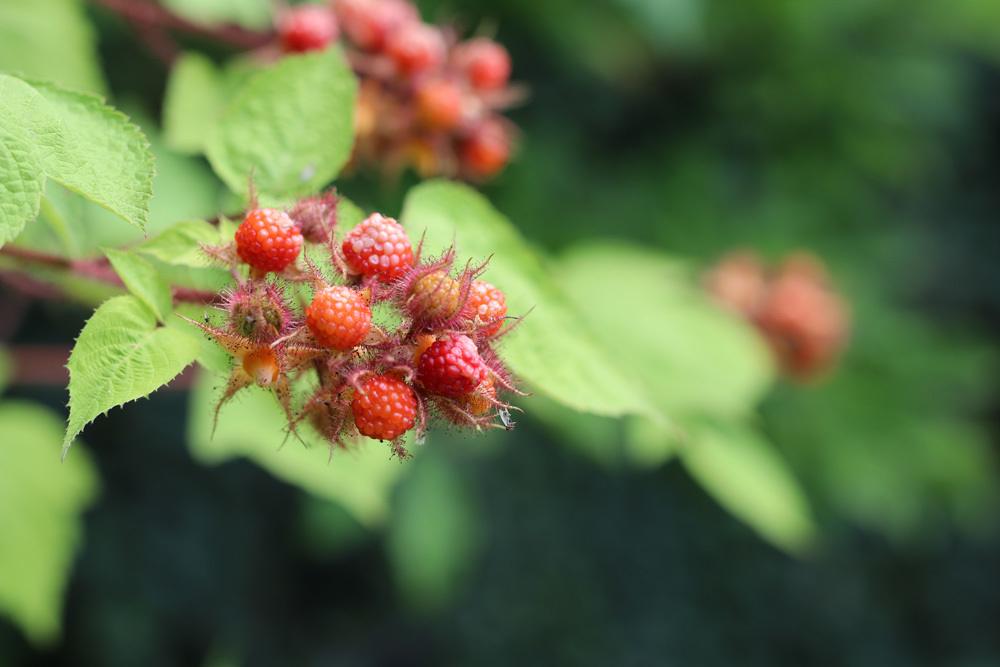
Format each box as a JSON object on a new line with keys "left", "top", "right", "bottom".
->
{"left": 64, "top": 296, "right": 200, "bottom": 453}
{"left": 680, "top": 419, "right": 816, "bottom": 553}
{"left": 163, "top": 52, "right": 224, "bottom": 154}
{"left": 207, "top": 50, "right": 357, "bottom": 199}
{"left": 104, "top": 248, "right": 173, "bottom": 321}
{"left": 387, "top": 449, "right": 480, "bottom": 611}
{"left": 188, "top": 371, "right": 407, "bottom": 527}
{"left": 400, "top": 181, "right": 656, "bottom": 420}
{"left": 0, "top": 0, "right": 105, "bottom": 94}
{"left": 138, "top": 220, "right": 221, "bottom": 268}
{"left": 161, "top": 0, "right": 272, "bottom": 30}
{"left": 0, "top": 401, "right": 98, "bottom": 645}
{"left": 558, "top": 243, "right": 774, "bottom": 419}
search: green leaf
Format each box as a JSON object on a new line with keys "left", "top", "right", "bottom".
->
{"left": 103, "top": 248, "right": 173, "bottom": 321}
{"left": 387, "top": 450, "right": 480, "bottom": 610}
{"left": 0, "top": 126, "right": 44, "bottom": 245}
{"left": 0, "top": 401, "right": 98, "bottom": 645}
{"left": 400, "top": 181, "right": 655, "bottom": 419}
{"left": 137, "top": 220, "right": 220, "bottom": 268}
{"left": 206, "top": 50, "right": 357, "bottom": 199}
{"left": 163, "top": 52, "right": 224, "bottom": 154}
{"left": 558, "top": 243, "right": 774, "bottom": 417}
{"left": 31, "top": 81, "right": 154, "bottom": 231}
{"left": 680, "top": 419, "right": 816, "bottom": 553}
{"left": 188, "top": 371, "right": 407, "bottom": 527}
{"left": 64, "top": 296, "right": 200, "bottom": 453}
{"left": 0, "top": 75, "right": 154, "bottom": 244}
{"left": 0, "top": 0, "right": 106, "bottom": 95}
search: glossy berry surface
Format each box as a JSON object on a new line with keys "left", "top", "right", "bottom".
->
{"left": 416, "top": 78, "right": 464, "bottom": 130}
{"left": 459, "top": 120, "right": 511, "bottom": 179}
{"left": 467, "top": 280, "right": 506, "bottom": 336}
{"left": 386, "top": 22, "right": 445, "bottom": 76}
{"left": 279, "top": 5, "right": 339, "bottom": 53}
{"left": 417, "top": 333, "right": 488, "bottom": 398}
{"left": 306, "top": 286, "right": 372, "bottom": 350}
{"left": 235, "top": 209, "right": 303, "bottom": 274}
{"left": 410, "top": 270, "right": 462, "bottom": 321}
{"left": 342, "top": 213, "right": 414, "bottom": 282}
{"left": 455, "top": 38, "right": 511, "bottom": 90}
{"left": 352, "top": 375, "right": 417, "bottom": 440}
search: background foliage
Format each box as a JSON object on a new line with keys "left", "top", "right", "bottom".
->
{"left": 1, "top": 0, "right": 1000, "bottom": 664}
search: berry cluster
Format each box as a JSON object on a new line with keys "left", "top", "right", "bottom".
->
{"left": 190, "top": 192, "right": 521, "bottom": 456}
{"left": 705, "top": 251, "right": 850, "bottom": 380}
{"left": 275, "top": 0, "right": 519, "bottom": 181}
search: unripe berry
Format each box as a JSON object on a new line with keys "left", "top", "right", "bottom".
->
{"left": 335, "top": 0, "right": 417, "bottom": 51}
{"left": 705, "top": 251, "right": 766, "bottom": 318}
{"left": 243, "top": 347, "right": 280, "bottom": 387}
{"left": 416, "top": 78, "right": 464, "bottom": 130}
{"left": 417, "top": 333, "right": 488, "bottom": 398}
{"left": 409, "top": 270, "right": 462, "bottom": 321}
{"left": 461, "top": 377, "right": 496, "bottom": 416}
{"left": 352, "top": 374, "right": 417, "bottom": 440}
{"left": 341, "top": 213, "right": 414, "bottom": 282}
{"left": 228, "top": 283, "right": 291, "bottom": 342}
{"left": 454, "top": 38, "right": 511, "bottom": 90}
{"left": 235, "top": 209, "right": 303, "bottom": 274}
{"left": 459, "top": 119, "right": 510, "bottom": 179}
{"left": 467, "top": 280, "right": 506, "bottom": 336}
{"left": 306, "top": 286, "right": 372, "bottom": 350}
{"left": 279, "top": 5, "right": 339, "bottom": 53}
{"left": 385, "top": 22, "right": 446, "bottom": 76}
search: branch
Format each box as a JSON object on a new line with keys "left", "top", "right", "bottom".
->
{"left": 0, "top": 245, "right": 219, "bottom": 306}
{"left": 4, "top": 344, "right": 198, "bottom": 389}
{"left": 90, "top": 0, "right": 273, "bottom": 51}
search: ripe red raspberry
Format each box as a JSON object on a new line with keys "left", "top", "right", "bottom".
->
{"left": 459, "top": 119, "right": 511, "bottom": 179}
{"left": 409, "top": 270, "right": 462, "bottom": 321}
{"left": 352, "top": 374, "right": 417, "bottom": 440}
{"left": 417, "top": 334, "right": 488, "bottom": 398}
{"left": 385, "top": 22, "right": 446, "bottom": 76}
{"left": 335, "top": 0, "right": 417, "bottom": 51}
{"left": 467, "top": 280, "right": 506, "bottom": 336}
{"left": 341, "top": 213, "right": 414, "bottom": 282}
{"left": 279, "top": 5, "right": 339, "bottom": 53}
{"left": 235, "top": 209, "right": 303, "bottom": 274}
{"left": 306, "top": 286, "right": 372, "bottom": 350}
{"left": 416, "top": 78, "right": 464, "bottom": 130}
{"left": 454, "top": 38, "right": 511, "bottom": 90}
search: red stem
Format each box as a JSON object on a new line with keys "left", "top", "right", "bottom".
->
{"left": 90, "top": 0, "right": 273, "bottom": 50}
{"left": 0, "top": 245, "right": 219, "bottom": 306}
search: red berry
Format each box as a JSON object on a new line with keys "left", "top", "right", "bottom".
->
{"left": 385, "top": 22, "right": 445, "bottom": 76}
{"left": 459, "top": 119, "right": 511, "bottom": 179}
{"left": 335, "top": 0, "right": 417, "bottom": 51}
{"left": 416, "top": 78, "right": 464, "bottom": 130}
{"left": 235, "top": 209, "right": 303, "bottom": 274}
{"left": 352, "top": 374, "right": 417, "bottom": 440}
{"left": 455, "top": 38, "right": 511, "bottom": 90}
{"left": 409, "top": 270, "right": 462, "bottom": 321}
{"left": 306, "top": 286, "right": 372, "bottom": 350}
{"left": 279, "top": 5, "right": 339, "bottom": 53}
{"left": 417, "top": 334, "right": 488, "bottom": 398}
{"left": 341, "top": 213, "right": 414, "bottom": 282}
{"left": 467, "top": 280, "right": 506, "bottom": 336}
